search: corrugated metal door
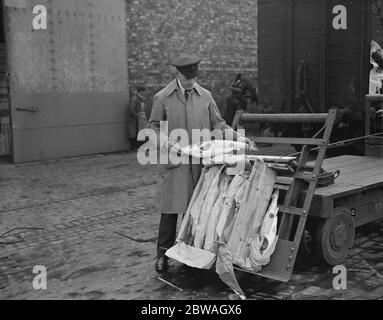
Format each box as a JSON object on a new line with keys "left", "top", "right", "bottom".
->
{"left": 258, "top": 0, "right": 323, "bottom": 113}
{"left": 3, "top": 0, "right": 130, "bottom": 163}
{"left": 258, "top": 0, "right": 286, "bottom": 113}
{"left": 291, "top": 0, "right": 323, "bottom": 112}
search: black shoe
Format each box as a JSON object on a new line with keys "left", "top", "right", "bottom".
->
{"left": 155, "top": 256, "right": 169, "bottom": 273}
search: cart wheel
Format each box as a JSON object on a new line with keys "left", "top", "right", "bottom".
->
{"left": 313, "top": 207, "right": 355, "bottom": 266}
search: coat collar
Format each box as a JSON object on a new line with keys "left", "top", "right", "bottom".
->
{"left": 165, "top": 79, "right": 202, "bottom": 97}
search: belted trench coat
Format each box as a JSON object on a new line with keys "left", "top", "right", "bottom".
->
{"left": 148, "top": 79, "right": 231, "bottom": 214}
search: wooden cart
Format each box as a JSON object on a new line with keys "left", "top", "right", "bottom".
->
{"left": 232, "top": 98, "right": 383, "bottom": 282}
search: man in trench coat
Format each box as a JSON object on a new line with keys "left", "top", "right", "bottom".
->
{"left": 148, "top": 54, "right": 249, "bottom": 272}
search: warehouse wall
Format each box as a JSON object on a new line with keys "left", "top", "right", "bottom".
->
{"left": 5, "top": 0, "right": 131, "bottom": 163}
{"left": 126, "top": 0, "right": 258, "bottom": 114}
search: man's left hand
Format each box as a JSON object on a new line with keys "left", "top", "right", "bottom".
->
{"left": 238, "top": 135, "right": 258, "bottom": 152}
{"left": 246, "top": 139, "right": 258, "bottom": 152}
{"left": 242, "top": 137, "right": 251, "bottom": 145}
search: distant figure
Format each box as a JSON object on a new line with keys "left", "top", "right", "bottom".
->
{"left": 224, "top": 87, "right": 247, "bottom": 126}
{"left": 129, "top": 86, "right": 147, "bottom": 151}
{"left": 224, "top": 73, "right": 258, "bottom": 126}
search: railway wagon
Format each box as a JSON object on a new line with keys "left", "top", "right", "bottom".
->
{"left": 258, "top": 0, "right": 383, "bottom": 146}
{"left": 230, "top": 0, "right": 383, "bottom": 282}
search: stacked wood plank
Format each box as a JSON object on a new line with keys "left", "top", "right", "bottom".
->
{"left": 227, "top": 159, "right": 276, "bottom": 271}
{"left": 173, "top": 157, "right": 278, "bottom": 273}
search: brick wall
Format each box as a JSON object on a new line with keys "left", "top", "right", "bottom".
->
{"left": 126, "top": 0, "right": 258, "bottom": 115}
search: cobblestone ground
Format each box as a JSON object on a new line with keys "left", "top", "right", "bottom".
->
{"left": 1, "top": 147, "right": 383, "bottom": 300}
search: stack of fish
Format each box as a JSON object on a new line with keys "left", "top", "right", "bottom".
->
{"left": 165, "top": 140, "right": 280, "bottom": 298}
{"left": 169, "top": 157, "right": 279, "bottom": 273}
{"left": 178, "top": 166, "right": 248, "bottom": 252}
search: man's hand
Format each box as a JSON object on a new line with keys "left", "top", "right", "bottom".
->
{"left": 377, "top": 109, "right": 383, "bottom": 118}
{"left": 246, "top": 139, "right": 258, "bottom": 152}
{"left": 242, "top": 137, "right": 251, "bottom": 145}
{"left": 237, "top": 134, "right": 258, "bottom": 152}
{"left": 169, "top": 142, "right": 182, "bottom": 156}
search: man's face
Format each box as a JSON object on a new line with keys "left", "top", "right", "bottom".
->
{"left": 135, "top": 90, "right": 144, "bottom": 101}
{"left": 177, "top": 71, "right": 197, "bottom": 90}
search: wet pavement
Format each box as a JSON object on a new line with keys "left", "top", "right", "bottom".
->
{"left": 1, "top": 147, "right": 383, "bottom": 300}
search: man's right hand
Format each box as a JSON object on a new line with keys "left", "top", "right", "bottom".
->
{"left": 169, "top": 142, "right": 182, "bottom": 156}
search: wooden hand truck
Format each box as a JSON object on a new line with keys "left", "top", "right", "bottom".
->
{"left": 232, "top": 109, "right": 338, "bottom": 282}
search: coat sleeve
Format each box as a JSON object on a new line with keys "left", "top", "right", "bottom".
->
{"left": 208, "top": 94, "right": 232, "bottom": 131}
{"left": 147, "top": 93, "right": 170, "bottom": 151}
{"left": 148, "top": 94, "right": 164, "bottom": 129}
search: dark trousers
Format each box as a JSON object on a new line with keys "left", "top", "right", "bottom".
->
{"left": 130, "top": 138, "right": 140, "bottom": 151}
{"left": 157, "top": 214, "right": 178, "bottom": 258}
